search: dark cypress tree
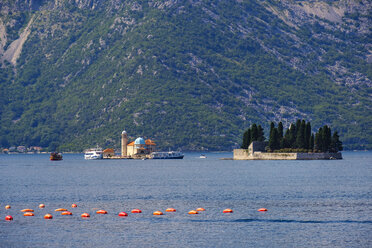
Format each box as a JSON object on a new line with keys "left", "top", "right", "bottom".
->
{"left": 241, "top": 129, "right": 250, "bottom": 149}
{"left": 278, "top": 122, "right": 283, "bottom": 140}
{"left": 295, "top": 119, "right": 302, "bottom": 134}
{"left": 310, "top": 133, "right": 314, "bottom": 151}
{"left": 331, "top": 131, "right": 343, "bottom": 152}
{"left": 315, "top": 127, "right": 323, "bottom": 152}
{"left": 282, "top": 128, "right": 291, "bottom": 148}
{"left": 268, "top": 127, "right": 276, "bottom": 151}
{"left": 289, "top": 123, "right": 297, "bottom": 148}
{"left": 257, "top": 125, "right": 265, "bottom": 142}
{"left": 322, "top": 125, "right": 332, "bottom": 152}
{"left": 305, "top": 121, "right": 311, "bottom": 149}
{"left": 270, "top": 122, "right": 275, "bottom": 137}
{"left": 251, "top": 124, "right": 258, "bottom": 142}
{"left": 296, "top": 120, "right": 306, "bottom": 149}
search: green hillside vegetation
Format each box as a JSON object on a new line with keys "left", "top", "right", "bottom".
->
{"left": 0, "top": 0, "right": 371, "bottom": 151}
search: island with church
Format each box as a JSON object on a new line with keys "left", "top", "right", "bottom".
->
{"left": 234, "top": 120, "right": 343, "bottom": 160}
{"left": 99, "top": 130, "right": 183, "bottom": 160}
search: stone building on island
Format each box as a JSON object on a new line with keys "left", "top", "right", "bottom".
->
{"left": 121, "top": 130, "right": 156, "bottom": 158}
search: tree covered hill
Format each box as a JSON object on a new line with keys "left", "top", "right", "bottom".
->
{"left": 0, "top": 0, "right": 371, "bottom": 151}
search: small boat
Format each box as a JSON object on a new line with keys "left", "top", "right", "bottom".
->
{"left": 200, "top": 154, "right": 207, "bottom": 159}
{"left": 50, "top": 152, "right": 63, "bottom": 161}
{"left": 84, "top": 147, "right": 103, "bottom": 160}
{"left": 150, "top": 151, "right": 184, "bottom": 159}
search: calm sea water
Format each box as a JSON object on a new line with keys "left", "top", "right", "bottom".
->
{"left": 0, "top": 151, "right": 371, "bottom": 247}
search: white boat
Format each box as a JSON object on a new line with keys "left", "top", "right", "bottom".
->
{"left": 84, "top": 147, "right": 103, "bottom": 160}
{"left": 150, "top": 151, "right": 184, "bottom": 159}
{"left": 200, "top": 154, "right": 207, "bottom": 159}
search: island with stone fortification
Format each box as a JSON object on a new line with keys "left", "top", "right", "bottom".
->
{"left": 233, "top": 120, "right": 343, "bottom": 160}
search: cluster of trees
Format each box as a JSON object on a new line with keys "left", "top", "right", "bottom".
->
{"left": 241, "top": 124, "right": 265, "bottom": 149}
{"left": 269, "top": 120, "right": 313, "bottom": 151}
{"left": 242, "top": 120, "right": 343, "bottom": 153}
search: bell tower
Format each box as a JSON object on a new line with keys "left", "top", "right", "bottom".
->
{"left": 121, "top": 130, "right": 127, "bottom": 157}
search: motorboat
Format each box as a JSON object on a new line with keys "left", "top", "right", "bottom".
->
{"left": 150, "top": 151, "right": 184, "bottom": 159}
{"left": 84, "top": 147, "right": 103, "bottom": 160}
{"left": 50, "top": 152, "right": 62, "bottom": 161}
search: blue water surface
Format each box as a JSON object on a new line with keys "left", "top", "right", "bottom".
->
{"left": 0, "top": 151, "right": 371, "bottom": 247}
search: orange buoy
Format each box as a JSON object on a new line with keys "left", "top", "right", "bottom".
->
{"left": 5, "top": 205, "right": 11, "bottom": 209}
{"left": 258, "top": 208, "right": 268, "bottom": 212}
{"left": 166, "top": 208, "right": 176, "bottom": 212}
{"left": 118, "top": 212, "right": 128, "bottom": 217}
{"left": 61, "top": 211, "right": 73, "bottom": 215}
{"left": 153, "top": 211, "right": 163, "bottom": 215}
{"left": 96, "top": 210, "right": 107, "bottom": 214}
{"left": 188, "top": 210, "right": 198, "bottom": 214}
{"left": 71, "top": 204, "right": 77, "bottom": 208}
{"left": 39, "top": 204, "right": 45, "bottom": 208}
{"left": 21, "top": 209, "right": 34, "bottom": 212}
{"left": 44, "top": 214, "right": 53, "bottom": 219}
{"left": 5, "top": 215, "right": 13, "bottom": 221}
{"left": 24, "top": 212, "right": 34, "bottom": 216}
{"left": 223, "top": 208, "right": 233, "bottom": 213}
{"left": 131, "top": 209, "right": 142, "bottom": 213}
{"left": 81, "top": 213, "right": 90, "bottom": 218}
{"left": 55, "top": 208, "right": 67, "bottom": 212}
{"left": 196, "top": 208, "right": 205, "bottom": 211}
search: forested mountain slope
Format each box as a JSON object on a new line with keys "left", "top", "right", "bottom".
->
{"left": 0, "top": 0, "right": 371, "bottom": 151}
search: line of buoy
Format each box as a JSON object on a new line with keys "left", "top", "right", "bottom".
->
{"left": 2, "top": 205, "right": 268, "bottom": 221}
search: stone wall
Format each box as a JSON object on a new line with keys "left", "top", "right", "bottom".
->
{"left": 233, "top": 149, "right": 342, "bottom": 160}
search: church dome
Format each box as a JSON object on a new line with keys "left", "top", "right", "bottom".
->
{"left": 134, "top": 137, "right": 146, "bottom": 145}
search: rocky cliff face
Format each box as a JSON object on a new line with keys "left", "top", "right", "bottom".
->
{"left": 0, "top": 0, "right": 370, "bottom": 150}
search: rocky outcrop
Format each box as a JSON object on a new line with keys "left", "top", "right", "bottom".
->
{"left": 1, "top": 15, "right": 34, "bottom": 65}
